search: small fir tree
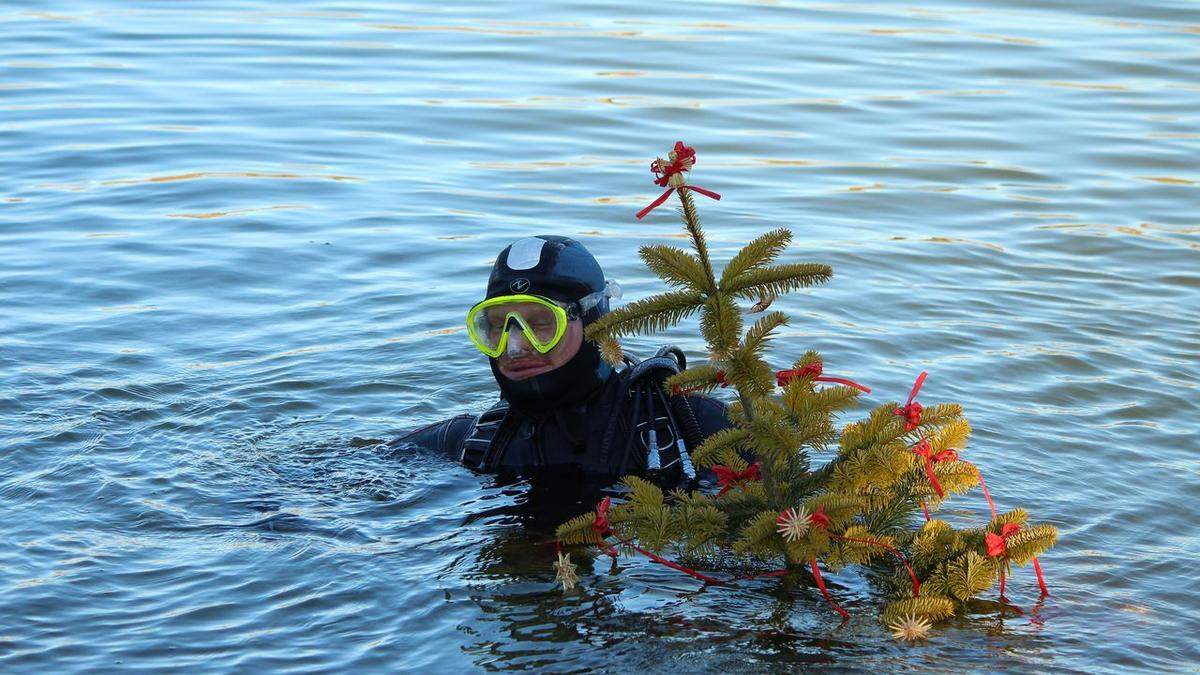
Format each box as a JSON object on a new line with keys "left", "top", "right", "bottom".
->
{"left": 554, "top": 142, "right": 1056, "bottom": 640}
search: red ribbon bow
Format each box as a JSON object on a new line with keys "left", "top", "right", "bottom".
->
{"left": 775, "top": 361, "right": 871, "bottom": 393}
{"left": 931, "top": 448, "right": 958, "bottom": 463}
{"left": 809, "top": 505, "right": 830, "bottom": 530}
{"left": 894, "top": 371, "right": 928, "bottom": 432}
{"left": 591, "top": 496, "right": 612, "bottom": 536}
{"left": 635, "top": 141, "right": 721, "bottom": 220}
{"left": 712, "top": 462, "right": 761, "bottom": 496}
{"left": 986, "top": 522, "right": 1021, "bottom": 558}
{"left": 911, "top": 438, "right": 945, "bottom": 498}
{"left": 652, "top": 141, "right": 695, "bottom": 187}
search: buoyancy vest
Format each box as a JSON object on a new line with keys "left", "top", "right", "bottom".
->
{"left": 457, "top": 346, "right": 711, "bottom": 486}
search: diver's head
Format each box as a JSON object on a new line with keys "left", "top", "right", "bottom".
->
{"left": 467, "top": 235, "right": 620, "bottom": 414}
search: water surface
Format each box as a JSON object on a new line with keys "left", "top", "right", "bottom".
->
{"left": 2, "top": 1, "right": 1198, "bottom": 671}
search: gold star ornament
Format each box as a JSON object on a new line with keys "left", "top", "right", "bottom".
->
{"left": 553, "top": 551, "right": 579, "bottom": 592}
{"left": 889, "top": 613, "right": 933, "bottom": 642}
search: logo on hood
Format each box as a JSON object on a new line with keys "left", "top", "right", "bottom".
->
{"left": 509, "top": 278, "right": 530, "bottom": 293}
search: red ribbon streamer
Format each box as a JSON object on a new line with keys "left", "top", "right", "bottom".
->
{"left": 977, "top": 471, "right": 998, "bottom": 518}
{"left": 911, "top": 438, "right": 945, "bottom": 498}
{"left": 1033, "top": 557, "right": 1050, "bottom": 597}
{"left": 775, "top": 361, "right": 871, "bottom": 393}
{"left": 614, "top": 537, "right": 726, "bottom": 585}
{"left": 918, "top": 447, "right": 959, "bottom": 519}
{"left": 635, "top": 142, "right": 721, "bottom": 220}
{"left": 894, "top": 371, "right": 927, "bottom": 431}
{"left": 809, "top": 558, "right": 849, "bottom": 620}
{"left": 636, "top": 185, "right": 722, "bottom": 220}
{"left": 712, "top": 462, "right": 762, "bottom": 496}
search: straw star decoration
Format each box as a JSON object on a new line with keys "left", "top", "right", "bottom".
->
{"left": 888, "top": 613, "right": 933, "bottom": 642}
{"left": 775, "top": 506, "right": 813, "bottom": 543}
{"left": 553, "top": 551, "right": 579, "bottom": 592}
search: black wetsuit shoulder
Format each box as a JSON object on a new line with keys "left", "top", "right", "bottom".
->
{"left": 389, "top": 413, "right": 475, "bottom": 460}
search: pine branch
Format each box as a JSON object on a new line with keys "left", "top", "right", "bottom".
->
{"left": 895, "top": 403, "right": 964, "bottom": 439}
{"left": 723, "top": 263, "right": 833, "bottom": 301}
{"left": 733, "top": 509, "right": 785, "bottom": 557}
{"left": 673, "top": 500, "right": 729, "bottom": 557}
{"left": 624, "top": 475, "right": 665, "bottom": 509}
{"left": 859, "top": 495, "right": 921, "bottom": 536}
{"left": 664, "top": 364, "right": 725, "bottom": 396}
{"left": 556, "top": 511, "right": 605, "bottom": 545}
{"left": 741, "top": 311, "right": 788, "bottom": 358}
{"left": 639, "top": 244, "right": 709, "bottom": 292}
{"left": 908, "top": 519, "right": 965, "bottom": 574}
{"left": 585, "top": 290, "right": 705, "bottom": 341}
{"left": 835, "top": 525, "right": 895, "bottom": 565}
{"left": 932, "top": 418, "right": 971, "bottom": 452}
{"left": 691, "top": 427, "right": 750, "bottom": 468}
{"left": 719, "top": 227, "right": 793, "bottom": 290}
{"left": 925, "top": 461, "right": 981, "bottom": 502}
{"left": 880, "top": 596, "right": 957, "bottom": 627}
{"left": 700, "top": 294, "right": 743, "bottom": 358}
{"left": 988, "top": 508, "right": 1030, "bottom": 531}
{"left": 745, "top": 408, "right": 806, "bottom": 472}
{"left": 1001, "top": 524, "right": 1057, "bottom": 566}
{"left": 806, "top": 493, "right": 863, "bottom": 528}
{"left": 724, "top": 348, "right": 775, "bottom": 399}
{"left": 946, "top": 551, "right": 996, "bottom": 601}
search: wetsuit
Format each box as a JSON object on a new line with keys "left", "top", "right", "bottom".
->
{"left": 391, "top": 366, "right": 731, "bottom": 483}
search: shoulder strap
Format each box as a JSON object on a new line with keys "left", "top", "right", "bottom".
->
{"left": 458, "top": 399, "right": 512, "bottom": 471}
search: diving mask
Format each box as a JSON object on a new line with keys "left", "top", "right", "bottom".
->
{"left": 466, "top": 283, "right": 620, "bottom": 358}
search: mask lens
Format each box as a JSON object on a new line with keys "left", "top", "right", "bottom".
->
{"left": 517, "top": 303, "right": 559, "bottom": 343}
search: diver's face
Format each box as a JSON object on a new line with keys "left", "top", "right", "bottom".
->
{"left": 496, "top": 319, "right": 583, "bottom": 381}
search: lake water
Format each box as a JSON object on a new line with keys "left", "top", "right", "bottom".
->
{"left": 2, "top": 1, "right": 1198, "bottom": 671}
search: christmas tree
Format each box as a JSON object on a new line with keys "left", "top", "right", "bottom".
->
{"left": 554, "top": 142, "right": 1057, "bottom": 641}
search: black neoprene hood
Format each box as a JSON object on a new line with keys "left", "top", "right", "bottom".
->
{"left": 486, "top": 235, "right": 607, "bottom": 321}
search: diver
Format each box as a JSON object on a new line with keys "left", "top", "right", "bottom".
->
{"left": 392, "top": 235, "right": 731, "bottom": 488}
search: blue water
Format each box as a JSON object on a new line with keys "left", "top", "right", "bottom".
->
{"left": 2, "top": 1, "right": 1198, "bottom": 671}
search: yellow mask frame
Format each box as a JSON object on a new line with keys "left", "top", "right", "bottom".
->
{"left": 465, "top": 294, "right": 571, "bottom": 358}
